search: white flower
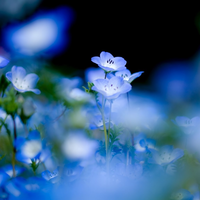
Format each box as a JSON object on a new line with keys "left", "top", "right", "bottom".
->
{"left": 91, "top": 51, "right": 127, "bottom": 72}
{"left": 115, "top": 69, "right": 144, "bottom": 83}
{"left": 92, "top": 76, "right": 132, "bottom": 100}
{"left": 6, "top": 66, "right": 40, "bottom": 94}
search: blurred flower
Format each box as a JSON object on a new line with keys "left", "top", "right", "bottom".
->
{"left": 89, "top": 114, "right": 111, "bottom": 130}
{"left": 173, "top": 116, "right": 200, "bottom": 134}
{"left": 134, "top": 133, "right": 156, "bottom": 153}
{"left": 2, "top": 6, "right": 74, "bottom": 57}
{"left": 42, "top": 167, "right": 60, "bottom": 183}
{"left": 91, "top": 51, "right": 127, "bottom": 72}
{"left": 85, "top": 67, "right": 105, "bottom": 82}
{"left": 92, "top": 76, "right": 132, "bottom": 100}
{"left": 4, "top": 177, "right": 51, "bottom": 200}
{"left": 171, "top": 189, "right": 193, "bottom": 200}
{"left": 62, "top": 131, "right": 98, "bottom": 160}
{"left": 148, "top": 145, "right": 184, "bottom": 166}
{"left": 0, "top": 56, "right": 9, "bottom": 68}
{"left": 2, "top": 165, "right": 24, "bottom": 178}
{"left": 15, "top": 130, "right": 50, "bottom": 164}
{"left": 6, "top": 66, "right": 40, "bottom": 94}
{"left": 108, "top": 69, "right": 144, "bottom": 83}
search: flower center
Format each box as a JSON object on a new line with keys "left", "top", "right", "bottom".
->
{"left": 106, "top": 59, "right": 114, "bottom": 64}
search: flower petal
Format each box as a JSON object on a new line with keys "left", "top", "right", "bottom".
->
{"left": 91, "top": 56, "right": 101, "bottom": 65}
{"left": 27, "top": 88, "right": 41, "bottom": 94}
{"left": 93, "top": 79, "right": 109, "bottom": 90}
{"left": 128, "top": 71, "right": 144, "bottom": 83}
{"left": 108, "top": 76, "right": 124, "bottom": 89}
{"left": 28, "top": 130, "right": 41, "bottom": 140}
{"left": 22, "top": 73, "right": 39, "bottom": 89}
{"left": 100, "top": 51, "right": 114, "bottom": 63}
{"left": 115, "top": 69, "right": 131, "bottom": 78}
{"left": 113, "top": 57, "right": 127, "bottom": 69}
{"left": 0, "top": 56, "right": 9, "bottom": 68}
{"left": 98, "top": 65, "right": 116, "bottom": 72}
{"left": 11, "top": 66, "right": 26, "bottom": 83}
{"left": 6, "top": 72, "right": 12, "bottom": 82}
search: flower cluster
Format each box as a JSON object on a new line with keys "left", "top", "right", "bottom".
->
{"left": 0, "top": 51, "right": 199, "bottom": 200}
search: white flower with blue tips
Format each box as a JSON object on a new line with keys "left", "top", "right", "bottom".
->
{"left": 92, "top": 76, "right": 132, "bottom": 100}
{"left": 6, "top": 66, "right": 40, "bottom": 94}
{"left": 91, "top": 51, "right": 127, "bottom": 72}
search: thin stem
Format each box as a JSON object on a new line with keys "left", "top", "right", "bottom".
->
{"left": 104, "top": 72, "right": 107, "bottom": 79}
{"left": 101, "top": 97, "right": 108, "bottom": 154}
{"left": 127, "top": 92, "right": 130, "bottom": 109}
{"left": 0, "top": 114, "right": 8, "bottom": 132}
{"left": 107, "top": 100, "right": 112, "bottom": 149}
{"left": 12, "top": 115, "right": 17, "bottom": 177}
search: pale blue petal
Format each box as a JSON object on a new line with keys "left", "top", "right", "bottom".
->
{"left": 6, "top": 71, "right": 12, "bottom": 82}
{"left": 115, "top": 69, "right": 131, "bottom": 78}
{"left": 16, "top": 153, "right": 32, "bottom": 164}
{"left": 12, "top": 85, "right": 26, "bottom": 93}
{"left": 28, "top": 88, "right": 41, "bottom": 94}
{"left": 41, "top": 170, "right": 51, "bottom": 181}
{"left": 28, "top": 130, "right": 41, "bottom": 140}
{"left": 0, "top": 56, "right": 9, "bottom": 68}
{"left": 11, "top": 66, "right": 26, "bottom": 83}
{"left": 113, "top": 57, "right": 127, "bottom": 68}
{"left": 98, "top": 64, "right": 117, "bottom": 72}
{"left": 22, "top": 73, "right": 39, "bottom": 89}
{"left": 191, "top": 116, "right": 200, "bottom": 126}
{"left": 118, "top": 82, "right": 132, "bottom": 94}
{"left": 129, "top": 71, "right": 144, "bottom": 83}
{"left": 116, "top": 66, "right": 127, "bottom": 71}
{"left": 175, "top": 116, "right": 190, "bottom": 126}
{"left": 171, "top": 148, "right": 184, "bottom": 163}
{"left": 100, "top": 51, "right": 113, "bottom": 62}
{"left": 91, "top": 85, "right": 107, "bottom": 97}
{"left": 108, "top": 76, "right": 124, "bottom": 88}
{"left": 91, "top": 56, "right": 101, "bottom": 65}
{"left": 93, "top": 79, "right": 108, "bottom": 90}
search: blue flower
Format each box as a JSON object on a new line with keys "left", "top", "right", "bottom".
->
{"left": 6, "top": 66, "right": 40, "bottom": 94}
{"left": 173, "top": 116, "right": 200, "bottom": 134}
{"left": 148, "top": 145, "right": 184, "bottom": 166}
{"left": 171, "top": 189, "right": 193, "bottom": 200}
{"left": 2, "top": 6, "right": 74, "bottom": 57}
{"left": 0, "top": 56, "right": 9, "bottom": 68}
{"left": 92, "top": 76, "right": 132, "bottom": 100}
{"left": 115, "top": 69, "right": 144, "bottom": 83}
{"left": 15, "top": 130, "right": 50, "bottom": 165}
{"left": 42, "top": 167, "right": 60, "bottom": 183}
{"left": 91, "top": 51, "right": 127, "bottom": 72}
{"left": 134, "top": 133, "right": 156, "bottom": 153}
{"left": 2, "top": 165, "right": 24, "bottom": 178}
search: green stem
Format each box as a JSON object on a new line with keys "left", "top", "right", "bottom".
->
{"left": 102, "top": 97, "right": 108, "bottom": 154}
{"left": 12, "top": 115, "right": 17, "bottom": 177}
{"left": 107, "top": 100, "right": 112, "bottom": 149}
{"left": 104, "top": 72, "right": 107, "bottom": 79}
{"left": 0, "top": 114, "right": 8, "bottom": 132}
